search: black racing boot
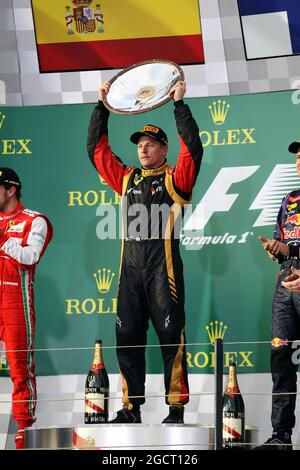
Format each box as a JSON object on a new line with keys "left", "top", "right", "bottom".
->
{"left": 162, "top": 404, "right": 184, "bottom": 424}
{"left": 109, "top": 406, "right": 141, "bottom": 423}
{"left": 253, "top": 431, "right": 292, "bottom": 450}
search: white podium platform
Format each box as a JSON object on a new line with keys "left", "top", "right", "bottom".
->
{"left": 24, "top": 424, "right": 258, "bottom": 450}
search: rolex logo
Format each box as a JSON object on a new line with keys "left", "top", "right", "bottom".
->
{"left": 0, "top": 112, "right": 6, "bottom": 130}
{"left": 93, "top": 268, "right": 115, "bottom": 293}
{"left": 209, "top": 100, "right": 230, "bottom": 126}
{"left": 205, "top": 320, "right": 227, "bottom": 345}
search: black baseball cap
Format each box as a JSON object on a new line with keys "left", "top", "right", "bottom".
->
{"left": 130, "top": 124, "right": 168, "bottom": 146}
{"left": 0, "top": 168, "right": 22, "bottom": 188}
{"left": 288, "top": 141, "right": 300, "bottom": 154}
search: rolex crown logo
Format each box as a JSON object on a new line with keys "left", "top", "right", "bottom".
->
{"left": 93, "top": 268, "right": 115, "bottom": 293}
{"left": 209, "top": 100, "right": 230, "bottom": 126}
{"left": 205, "top": 320, "right": 227, "bottom": 345}
{"left": 0, "top": 112, "right": 6, "bottom": 130}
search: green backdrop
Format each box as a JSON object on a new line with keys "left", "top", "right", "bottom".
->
{"left": 0, "top": 90, "right": 299, "bottom": 375}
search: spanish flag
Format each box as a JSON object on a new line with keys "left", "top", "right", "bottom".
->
{"left": 31, "top": 0, "right": 204, "bottom": 72}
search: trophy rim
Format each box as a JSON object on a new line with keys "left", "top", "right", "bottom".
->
{"left": 103, "top": 59, "right": 185, "bottom": 115}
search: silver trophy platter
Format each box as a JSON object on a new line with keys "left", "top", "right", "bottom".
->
{"left": 103, "top": 59, "right": 184, "bottom": 114}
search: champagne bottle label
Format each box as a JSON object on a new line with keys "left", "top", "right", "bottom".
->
{"left": 85, "top": 392, "right": 105, "bottom": 414}
{"left": 225, "top": 385, "right": 239, "bottom": 399}
{"left": 223, "top": 417, "right": 243, "bottom": 440}
{"left": 91, "top": 363, "right": 105, "bottom": 371}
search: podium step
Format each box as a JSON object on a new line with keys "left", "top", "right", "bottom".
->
{"left": 24, "top": 424, "right": 258, "bottom": 450}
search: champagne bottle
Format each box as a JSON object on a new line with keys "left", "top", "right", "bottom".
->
{"left": 222, "top": 362, "right": 245, "bottom": 449}
{"left": 84, "top": 340, "right": 109, "bottom": 424}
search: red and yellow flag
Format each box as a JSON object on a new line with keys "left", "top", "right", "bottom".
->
{"left": 31, "top": 0, "right": 204, "bottom": 72}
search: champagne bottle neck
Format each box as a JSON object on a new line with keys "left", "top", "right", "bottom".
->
{"left": 225, "top": 365, "right": 240, "bottom": 392}
{"left": 92, "top": 343, "right": 104, "bottom": 367}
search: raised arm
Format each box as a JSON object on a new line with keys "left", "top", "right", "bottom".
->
{"left": 87, "top": 82, "right": 128, "bottom": 195}
{"left": 169, "top": 81, "right": 203, "bottom": 199}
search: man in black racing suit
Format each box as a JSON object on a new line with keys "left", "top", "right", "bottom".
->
{"left": 257, "top": 140, "right": 300, "bottom": 450}
{"left": 87, "top": 80, "right": 203, "bottom": 423}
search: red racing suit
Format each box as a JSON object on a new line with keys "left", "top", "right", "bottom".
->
{"left": 87, "top": 100, "right": 203, "bottom": 407}
{"left": 0, "top": 202, "right": 53, "bottom": 425}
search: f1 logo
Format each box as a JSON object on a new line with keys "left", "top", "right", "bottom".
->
{"left": 183, "top": 164, "right": 298, "bottom": 231}
{"left": 184, "top": 166, "right": 259, "bottom": 231}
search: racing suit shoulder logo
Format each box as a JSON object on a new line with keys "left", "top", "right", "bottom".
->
{"left": 23, "top": 208, "right": 40, "bottom": 218}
